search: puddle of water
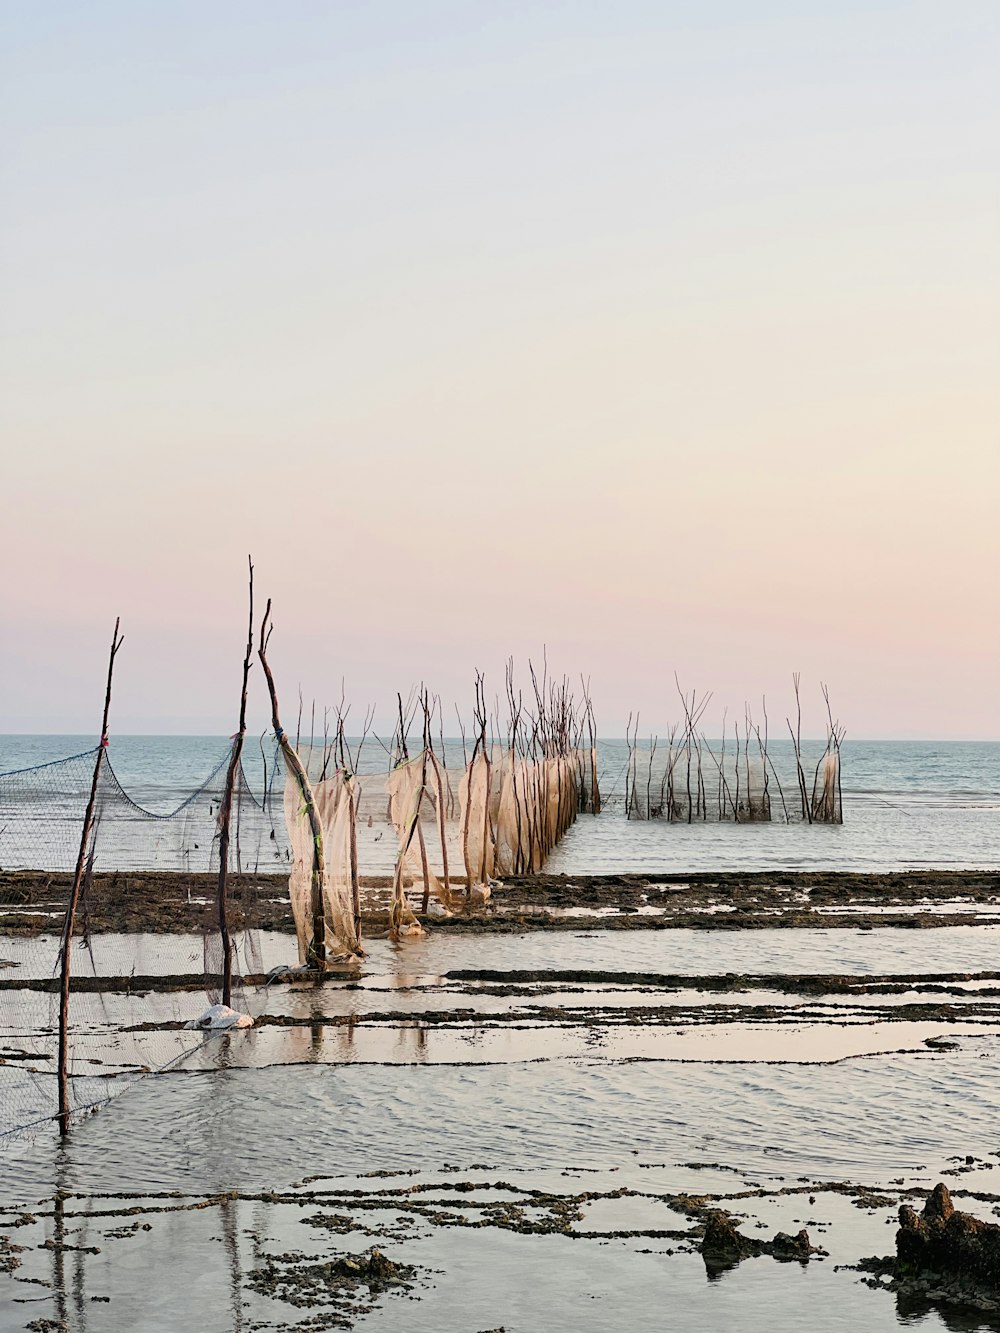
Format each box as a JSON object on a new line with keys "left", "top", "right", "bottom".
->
{"left": 170, "top": 1020, "right": 1000, "bottom": 1070}
{"left": 6, "top": 923, "right": 1000, "bottom": 982}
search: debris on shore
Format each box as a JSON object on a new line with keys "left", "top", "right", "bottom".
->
{"left": 246, "top": 1243, "right": 420, "bottom": 1324}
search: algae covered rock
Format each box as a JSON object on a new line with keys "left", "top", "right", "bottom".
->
{"left": 896, "top": 1182, "right": 1000, "bottom": 1293}
{"left": 771, "top": 1228, "right": 817, "bottom": 1263}
{"left": 700, "top": 1210, "right": 763, "bottom": 1274}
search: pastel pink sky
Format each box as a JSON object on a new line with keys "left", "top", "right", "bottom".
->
{"left": 2, "top": 3, "right": 998, "bottom": 738}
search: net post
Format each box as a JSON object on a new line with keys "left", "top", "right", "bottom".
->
{"left": 58, "top": 617, "right": 123, "bottom": 1136}
{"left": 216, "top": 558, "right": 255, "bottom": 1007}
{"left": 258, "top": 597, "right": 326, "bottom": 966}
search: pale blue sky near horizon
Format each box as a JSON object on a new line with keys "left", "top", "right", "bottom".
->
{"left": 2, "top": 1, "right": 998, "bottom": 739}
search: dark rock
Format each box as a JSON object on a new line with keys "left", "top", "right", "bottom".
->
{"left": 700, "top": 1210, "right": 763, "bottom": 1274}
{"left": 0, "top": 1236, "right": 24, "bottom": 1274}
{"left": 771, "top": 1228, "right": 816, "bottom": 1262}
{"left": 330, "top": 1247, "right": 405, "bottom": 1288}
{"left": 924, "top": 1183, "right": 955, "bottom": 1222}
{"left": 896, "top": 1182, "right": 1000, "bottom": 1293}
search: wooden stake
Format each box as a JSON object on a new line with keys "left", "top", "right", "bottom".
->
{"left": 58, "top": 618, "right": 123, "bottom": 1135}
{"left": 787, "top": 672, "right": 812, "bottom": 824}
{"left": 348, "top": 778, "right": 361, "bottom": 940}
{"left": 215, "top": 558, "right": 254, "bottom": 1007}
{"left": 258, "top": 599, "right": 327, "bottom": 966}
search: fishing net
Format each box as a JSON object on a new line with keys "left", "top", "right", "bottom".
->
{"left": 278, "top": 731, "right": 597, "bottom": 949}
{"left": 458, "top": 752, "right": 495, "bottom": 885}
{"left": 378, "top": 747, "right": 589, "bottom": 935}
{"left": 0, "top": 713, "right": 599, "bottom": 1137}
{"left": 621, "top": 739, "right": 841, "bottom": 823}
{"left": 810, "top": 749, "right": 842, "bottom": 823}
{"left": 0, "top": 741, "right": 285, "bottom": 1143}
{"left": 283, "top": 764, "right": 363, "bottom": 964}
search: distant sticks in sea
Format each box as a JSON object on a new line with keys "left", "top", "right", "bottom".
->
{"left": 622, "top": 674, "right": 843, "bottom": 825}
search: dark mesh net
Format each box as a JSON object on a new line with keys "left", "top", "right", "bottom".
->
{"left": 0, "top": 742, "right": 287, "bottom": 1142}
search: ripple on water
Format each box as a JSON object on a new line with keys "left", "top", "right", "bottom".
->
{"left": 7, "top": 1042, "right": 997, "bottom": 1199}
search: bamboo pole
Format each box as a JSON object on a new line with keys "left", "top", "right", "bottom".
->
{"left": 389, "top": 754, "right": 429, "bottom": 932}
{"left": 58, "top": 618, "right": 123, "bottom": 1136}
{"left": 580, "top": 680, "right": 600, "bottom": 815}
{"left": 423, "top": 693, "right": 451, "bottom": 898}
{"left": 624, "top": 712, "right": 634, "bottom": 819}
{"left": 475, "top": 674, "right": 493, "bottom": 885}
{"left": 416, "top": 815, "right": 432, "bottom": 913}
{"left": 460, "top": 759, "right": 474, "bottom": 891}
{"left": 480, "top": 748, "right": 492, "bottom": 885}
{"left": 416, "top": 697, "right": 434, "bottom": 912}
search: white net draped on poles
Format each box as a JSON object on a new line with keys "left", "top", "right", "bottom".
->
{"left": 279, "top": 739, "right": 599, "bottom": 948}
{"left": 282, "top": 764, "right": 362, "bottom": 964}
{"left": 375, "top": 747, "right": 592, "bottom": 936}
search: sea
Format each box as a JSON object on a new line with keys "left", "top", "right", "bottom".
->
{"left": 1, "top": 736, "right": 999, "bottom": 1332}
{"left": 2, "top": 734, "right": 999, "bottom": 874}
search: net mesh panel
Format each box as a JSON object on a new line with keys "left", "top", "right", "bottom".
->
{"left": 458, "top": 752, "right": 494, "bottom": 884}
{"left": 0, "top": 751, "right": 95, "bottom": 1140}
{"left": 0, "top": 742, "right": 287, "bottom": 1143}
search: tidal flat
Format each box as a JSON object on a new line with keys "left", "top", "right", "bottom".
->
{"left": 4, "top": 903, "right": 1000, "bottom": 1331}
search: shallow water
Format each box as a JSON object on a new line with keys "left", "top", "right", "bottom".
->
{"left": 5, "top": 921, "right": 1000, "bottom": 1331}
{"left": 0, "top": 1180, "right": 946, "bottom": 1333}
{"left": 548, "top": 799, "right": 1000, "bottom": 873}
{"left": 6, "top": 922, "right": 1000, "bottom": 980}
{"left": 2, "top": 734, "right": 999, "bottom": 1329}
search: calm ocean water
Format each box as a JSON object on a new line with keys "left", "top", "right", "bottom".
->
{"left": 1, "top": 734, "right": 998, "bottom": 873}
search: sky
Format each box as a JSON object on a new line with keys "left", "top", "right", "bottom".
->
{"left": 1, "top": 1, "right": 997, "bottom": 739}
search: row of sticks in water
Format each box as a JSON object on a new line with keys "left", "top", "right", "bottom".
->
{"left": 275, "top": 658, "right": 600, "bottom": 961}
{"left": 623, "top": 674, "right": 844, "bottom": 823}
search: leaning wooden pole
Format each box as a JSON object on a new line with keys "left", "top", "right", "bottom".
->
{"left": 348, "top": 778, "right": 361, "bottom": 941}
{"left": 215, "top": 558, "right": 255, "bottom": 1006}
{"left": 258, "top": 599, "right": 326, "bottom": 967}
{"left": 58, "top": 618, "right": 123, "bottom": 1136}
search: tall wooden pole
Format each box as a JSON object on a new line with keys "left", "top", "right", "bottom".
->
{"left": 58, "top": 618, "right": 123, "bottom": 1136}
{"left": 215, "top": 558, "right": 255, "bottom": 1007}
{"left": 258, "top": 599, "right": 326, "bottom": 966}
